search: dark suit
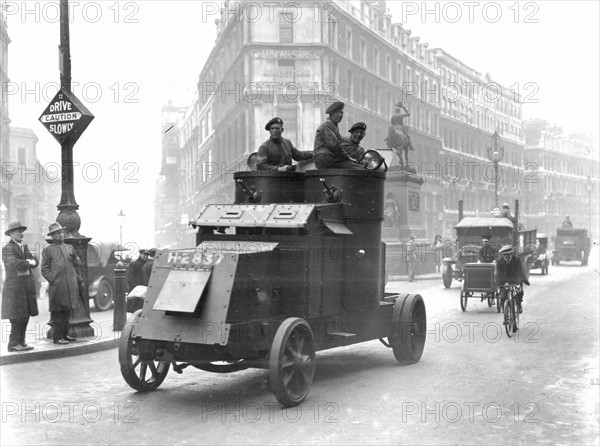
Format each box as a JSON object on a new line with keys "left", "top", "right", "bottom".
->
{"left": 478, "top": 244, "right": 497, "bottom": 263}
{"left": 141, "top": 258, "right": 154, "bottom": 286}
{"left": 496, "top": 254, "right": 527, "bottom": 305}
{"left": 256, "top": 138, "right": 312, "bottom": 170}
{"left": 127, "top": 257, "right": 146, "bottom": 291}
{"left": 1, "top": 240, "right": 39, "bottom": 348}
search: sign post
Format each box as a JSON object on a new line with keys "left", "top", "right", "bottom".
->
{"left": 39, "top": 0, "right": 95, "bottom": 339}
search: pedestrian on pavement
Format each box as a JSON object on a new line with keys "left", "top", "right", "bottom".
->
{"left": 313, "top": 102, "right": 364, "bottom": 170}
{"left": 141, "top": 248, "right": 156, "bottom": 286}
{"left": 406, "top": 234, "right": 417, "bottom": 282}
{"left": 256, "top": 117, "right": 313, "bottom": 171}
{"left": 127, "top": 248, "right": 148, "bottom": 291}
{"left": 41, "top": 222, "right": 82, "bottom": 345}
{"left": 1, "top": 221, "right": 39, "bottom": 352}
{"left": 431, "top": 235, "right": 443, "bottom": 272}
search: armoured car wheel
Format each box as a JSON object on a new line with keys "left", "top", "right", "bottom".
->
{"left": 269, "top": 318, "right": 315, "bottom": 407}
{"left": 389, "top": 294, "right": 426, "bottom": 364}
{"left": 442, "top": 265, "right": 453, "bottom": 288}
{"left": 94, "top": 279, "right": 113, "bottom": 311}
{"left": 460, "top": 290, "right": 468, "bottom": 312}
{"left": 119, "top": 310, "right": 170, "bottom": 392}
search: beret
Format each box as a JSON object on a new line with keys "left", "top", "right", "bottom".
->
{"left": 348, "top": 122, "right": 367, "bottom": 132}
{"left": 325, "top": 101, "right": 345, "bottom": 114}
{"left": 499, "top": 245, "right": 513, "bottom": 254}
{"left": 265, "top": 117, "right": 283, "bottom": 131}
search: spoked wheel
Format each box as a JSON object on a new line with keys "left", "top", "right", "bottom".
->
{"left": 193, "top": 360, "right": 249, "bottom": 374}
{"left": 460, "top": 290, "right": 468, "bottom": 312}
{"left": 504, "top": 301, "right": 516, "bottom": 338}
{"left": 94, "top": 279, "right": 113, "bottom": 311}
{"left": 442, "top": 265, "right": 453, "bottom": 288}
{"left": 496, "top": 295, "right": 502, "bottom": 313}
{"left": 119, "top": 310, "right": 170, "bottom": 392}
{"left": 389, "top": 294, "right": 427, "bottom": 364}
{"left": 269, "top": 318, "right": 315, "bottom": 407}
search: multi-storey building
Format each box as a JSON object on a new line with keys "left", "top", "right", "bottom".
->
{"left": 1, "top": 5, "right": 11, "bottom": 231}
{"left": 163, "top": 0, "right": 598, "bottom": 246}
{"left": 523, "top": 119, "right": 599, "bottom": 237}
{"left": 435, "top": 49, "right": 524, "bottom": 238}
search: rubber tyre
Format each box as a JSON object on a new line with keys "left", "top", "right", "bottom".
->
{"left": 504, "top": 301, "right": 514, "bottom": 338}
{"left": 269, "top": 318, "right": 315, "bottom": 407}
{"left": 460, "top": 290, "right": 468, "bottom": 312}
{"left": 119, "top": 310, "right": 170, "bottom": 392}
{"left": 389, "top": 294, "right": 427, "bottom": 364}
{"left": 442, "top": 265, "right": 453, "bottom": 288}
{"left": 94, "top": 279, "right": 113, "bottom": 311}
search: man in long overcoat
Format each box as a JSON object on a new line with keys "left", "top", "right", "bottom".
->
{"left": 1, "top": 222, "right": 39, "bottom": 352}
{"left": 127, "top": 248, "right": 148, "bottom": 291}
{"left": 41, "top": 222, "right": 82, "bottom": 344}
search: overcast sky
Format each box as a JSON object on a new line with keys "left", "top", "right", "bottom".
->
{"left": 4, "top": 1, "right": 599, "bottom": 249}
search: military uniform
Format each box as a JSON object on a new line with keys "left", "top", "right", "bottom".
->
{"left": 257, "top": 117, "right": 313, "bottom": 170}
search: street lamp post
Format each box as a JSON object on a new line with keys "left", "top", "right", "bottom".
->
{"left": 118, "top": 209, "right": 125, "bottom": 249}
{"left": 487, "top": 131, "right": 505, "bottom": 210}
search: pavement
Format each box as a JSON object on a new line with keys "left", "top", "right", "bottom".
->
{"left": 0, "top": 271, "right": 442, "bottom": 366}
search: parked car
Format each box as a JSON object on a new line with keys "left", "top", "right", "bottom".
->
{"left": 87, "top": 242, "right": 127, "bottom": 311}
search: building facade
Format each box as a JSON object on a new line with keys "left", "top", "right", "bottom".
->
{"left": 162, "top": 0, "right": 599, "bottom": 247}
{"left": 1, "top": 4, "right": 11, "bottom": 233}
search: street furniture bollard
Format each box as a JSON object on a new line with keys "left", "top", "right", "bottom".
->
{"left": 113, "top": 261, "right": 127, "bottom": 331}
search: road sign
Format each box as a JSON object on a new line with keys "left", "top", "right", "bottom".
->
{"left": 39, "top": 89, "right": 94, "bottom": 145}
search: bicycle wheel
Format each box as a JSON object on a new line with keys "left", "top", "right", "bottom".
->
{"left": 504, "top": 299, "right": 514, "bottom": 338}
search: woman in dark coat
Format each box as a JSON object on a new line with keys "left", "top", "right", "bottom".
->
{"left": 1, "top": 221, "right": 39, "bottom": 352}
{"left": 41, "top": 222, "right": 82, "bottom": 344}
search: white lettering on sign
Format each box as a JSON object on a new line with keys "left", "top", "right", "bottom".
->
{"left": 250, "top": 49, "right": 324, "bottom": 59}
{"left": 49, "top": 100, "right": 73, "bottom": 112}
{"left": 166, "top": 250, "right": 223, "bottom": 267}
{"left": 41, "top": 112, "right": 82, "bottom": 123}
{"left": 48, "top": 123, "right": 75, "bottom": 134}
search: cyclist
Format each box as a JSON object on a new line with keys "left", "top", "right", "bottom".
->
{"left": 495, "top": 245, "right": 530, "bottom": 313}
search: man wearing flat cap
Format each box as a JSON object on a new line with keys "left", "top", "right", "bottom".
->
{"left": 1, "top": 222, "right": 39, "bottom": 352}
{"left": 257, "top": 117, "right": 313, "bottom": 171}
{"left": 42, "top": 222, "right": 82, "bottom": 344}
{"left": 313, "top": 102, "right": 364, "bottom": 169}
{"left": 496, "top": 245, "right": 529, "bottom": 313}
{"left": 340, "top": 122, "right": 367, "bottom": 163}
{"left": 127, "top": 248, "right": 149, "bottom": 292}
{"left": 478, "top": 235, "right": 497, "bottom": 263}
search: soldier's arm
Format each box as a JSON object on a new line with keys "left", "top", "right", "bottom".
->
{"left": 290, "top": 143, "right": 313, "bottom": 162}
{"left": 256, "top": 144, "right": 279, "bottom": 171}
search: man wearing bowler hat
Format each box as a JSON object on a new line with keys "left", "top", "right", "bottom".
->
{"left": 41, "top": 222, "right": 82, "bottom": 344}
{"left": 1, "top": 222, "right": 39, "bottom": 352}
{"left": 257, "top": 117, "right": 313, "bottom": 171}
{"left": 340, "top": 122, "right": 368, "bottom": 163}
{"left": 313, "top": 102, "right": 364, "bottom": 170}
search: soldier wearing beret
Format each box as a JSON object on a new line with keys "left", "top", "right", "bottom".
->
{"left": 340, "top": 122, "right": 367, "bottom": 163}
{"left": 313, "top": 102, "right": 364, "bottom": 170}
{"left": 2, "top": 222, "right": 39, "bottom": 352}
{"left": 257, "top": 117, "right": 313, "bottom": 171}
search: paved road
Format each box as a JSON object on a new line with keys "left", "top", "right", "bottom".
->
{"left": 1, "top": 253, "right": 598, "bottom": 445}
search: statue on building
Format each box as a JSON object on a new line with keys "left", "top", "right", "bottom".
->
{"left": 385, "top": 101, "right": 415, "bottom": 166}
{"left": 384, "top": 192, "right": 400, "bottom": 228}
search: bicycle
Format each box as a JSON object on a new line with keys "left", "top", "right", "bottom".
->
{"left": 498, "top": 283, "right": 521, "bottom": 338}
